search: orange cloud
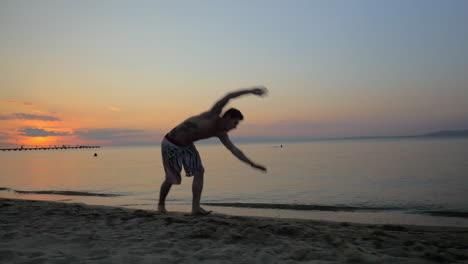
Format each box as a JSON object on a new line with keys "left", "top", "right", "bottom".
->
{"left": 0, "top": 113, "right": 61, "bottom": 121}
{"left": 18, "top": 128, "right": 71, "bottom": 137}
{"left": 108, "top": 106, "right": 121, "bottom": 112}
{"left": 0, "top": 100, "right": 36, "bottom": 107}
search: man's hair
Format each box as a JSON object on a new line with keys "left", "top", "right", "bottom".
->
{"left": 222, "top": 108, "right": 244, "bottom": 120}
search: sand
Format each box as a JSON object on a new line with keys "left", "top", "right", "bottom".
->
{"left": 1, "top": 198, "right": 467, "bottom": 264}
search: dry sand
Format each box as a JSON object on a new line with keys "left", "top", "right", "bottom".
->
{"left": 1, "top": 198, "right": 467, "bottom": 264}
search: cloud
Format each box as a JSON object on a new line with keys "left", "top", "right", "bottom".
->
{"left": 0, "top": 100, "right": 36, "bottom": 107}
{"left": 0, "top": 113, "right": 61, "bottom": 121}
{"left": 240, "top": 120, "right": 377, "bottom": 138}
{"left": 0, "top": 132, "right": 9, "bottom": 140}
{"left": 75, "top": 129, "right": 146, "bottom": 140}
{"left": 0, "top": 114, "right": 12, "bottom": 120}
{"left": 19, "top": 128, "right": 71, "bottom": 137}
{"left": 0, "top": 115, "right": 12, "bottom": 120}
{"left": 108, "top": 106, "right": 121, "bottom": 112}
{"left": 243, "top": 120, "right": 354, "bottom": 132}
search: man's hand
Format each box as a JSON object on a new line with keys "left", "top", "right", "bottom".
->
{"left": 250, "top": 86, "right": 268, "bottom": 97}
{"left": 210, "top": 86, "right": 268, "bottom": 116}
{"left": 252, "top": 163, "right": 267, "bottom": 172}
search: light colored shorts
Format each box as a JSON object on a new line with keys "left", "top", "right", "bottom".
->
{"left": 161, "top": 135, "right": 204, "bottom": 185}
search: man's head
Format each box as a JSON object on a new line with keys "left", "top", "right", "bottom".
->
{"left": 221, "top": 108, "right": 244, "bottom": 132}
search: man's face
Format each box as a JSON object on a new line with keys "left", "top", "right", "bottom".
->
{"left": 225, "top": 117, "right": 241, "bottom": 132}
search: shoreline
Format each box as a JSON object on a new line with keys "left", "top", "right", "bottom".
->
{"left": 3, "top": 191, "right": 468, "bottom": 228}
{"left": 1, "top": 198, "right": 467, "bottom": 263}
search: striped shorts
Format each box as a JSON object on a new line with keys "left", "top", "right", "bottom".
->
{"left": 161, "top": 135, "right": 204, "bottom": 185}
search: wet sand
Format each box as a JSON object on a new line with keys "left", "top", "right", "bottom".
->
{"left": 1, "top": 198, "right": 467, "bottom": 263}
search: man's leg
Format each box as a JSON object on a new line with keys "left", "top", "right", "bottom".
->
{"left": 158, "top": 180, "right": 172, "bottom": 213}
{"left": 192, "top": 171, "right": 211, "bottom": 215}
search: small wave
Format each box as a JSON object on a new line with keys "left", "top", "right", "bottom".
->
{"left": 203, "top": 203, "right": 468, "bottom": 218}
{"left": 118, "top": 204, "right": 152, "bottom": 207}
{"left": 202, "top": 202, "right": 402, "bottom": 212}
{"left": 421, "top": 211, "right": 468, "bottom": 218}
{"left": 0, "top": 187, "right": 122, "bottom": 197}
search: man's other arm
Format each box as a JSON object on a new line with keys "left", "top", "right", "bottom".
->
{"left": 218, "top": 133, "right": 267, "bottom": 172}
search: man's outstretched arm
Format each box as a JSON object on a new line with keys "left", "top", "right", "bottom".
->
{"left": 218, "top": 133, "right": 267, "bottom": 172}
{"left": 209, "top": 86, "right": 268, "bottom": 116}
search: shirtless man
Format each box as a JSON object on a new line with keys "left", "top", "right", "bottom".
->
{"left": 158, "top": 87, "right": 268, "bottom": 215}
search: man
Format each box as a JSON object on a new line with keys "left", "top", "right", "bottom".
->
{"left": 158, "top": 86, "right": 268, "bottom": 215}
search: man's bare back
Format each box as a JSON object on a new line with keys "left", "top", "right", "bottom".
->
{"left": 167, "top": 112, "right": 222, "bottom": 146}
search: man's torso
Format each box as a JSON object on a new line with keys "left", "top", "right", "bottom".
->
{"left": 167, "top": 112, "right": 222, "bottom": 146}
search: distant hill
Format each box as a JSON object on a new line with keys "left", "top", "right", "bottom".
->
{"left": 420, "top": 129, "right": 468, "bottom": 137}
{"left": 325, "top": 129, "right": 468, "bottom": 142}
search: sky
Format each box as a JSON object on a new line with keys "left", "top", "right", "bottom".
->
{"left": 1, "top": 0, "right": 467, "bottom": 147}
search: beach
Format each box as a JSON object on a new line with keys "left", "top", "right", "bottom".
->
{"left": 1, "top": 198, "right": 467, "bottom": 263}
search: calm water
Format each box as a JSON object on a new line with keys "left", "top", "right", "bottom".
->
{"left": 1, "top": 138, "right": 468, "bottom": 227}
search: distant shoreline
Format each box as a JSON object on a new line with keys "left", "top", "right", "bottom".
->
{"left": 323, "top": 134, "right": 468, "bottom": 142}
{"left": 1, "top": 130, "right": 467, "bottom": 148}
{"left": 0, "top": 145, "right": 100, "bottom": 152}
{"left": 229, "top": 133, "right": 468, "bottom": 145}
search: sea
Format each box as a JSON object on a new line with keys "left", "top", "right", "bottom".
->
{"left": 1, "top": 137, "right": 468, "bottom": 227}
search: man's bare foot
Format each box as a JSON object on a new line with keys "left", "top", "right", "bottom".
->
{"left": 191, "top": 207, "right": 212, "bottom": 216}
{"left": 158, "top": 204, "right": 167, "bottom": 213}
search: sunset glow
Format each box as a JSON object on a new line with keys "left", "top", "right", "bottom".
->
{"left": 1, "top": 1, "right": 468, "bottom": 147}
